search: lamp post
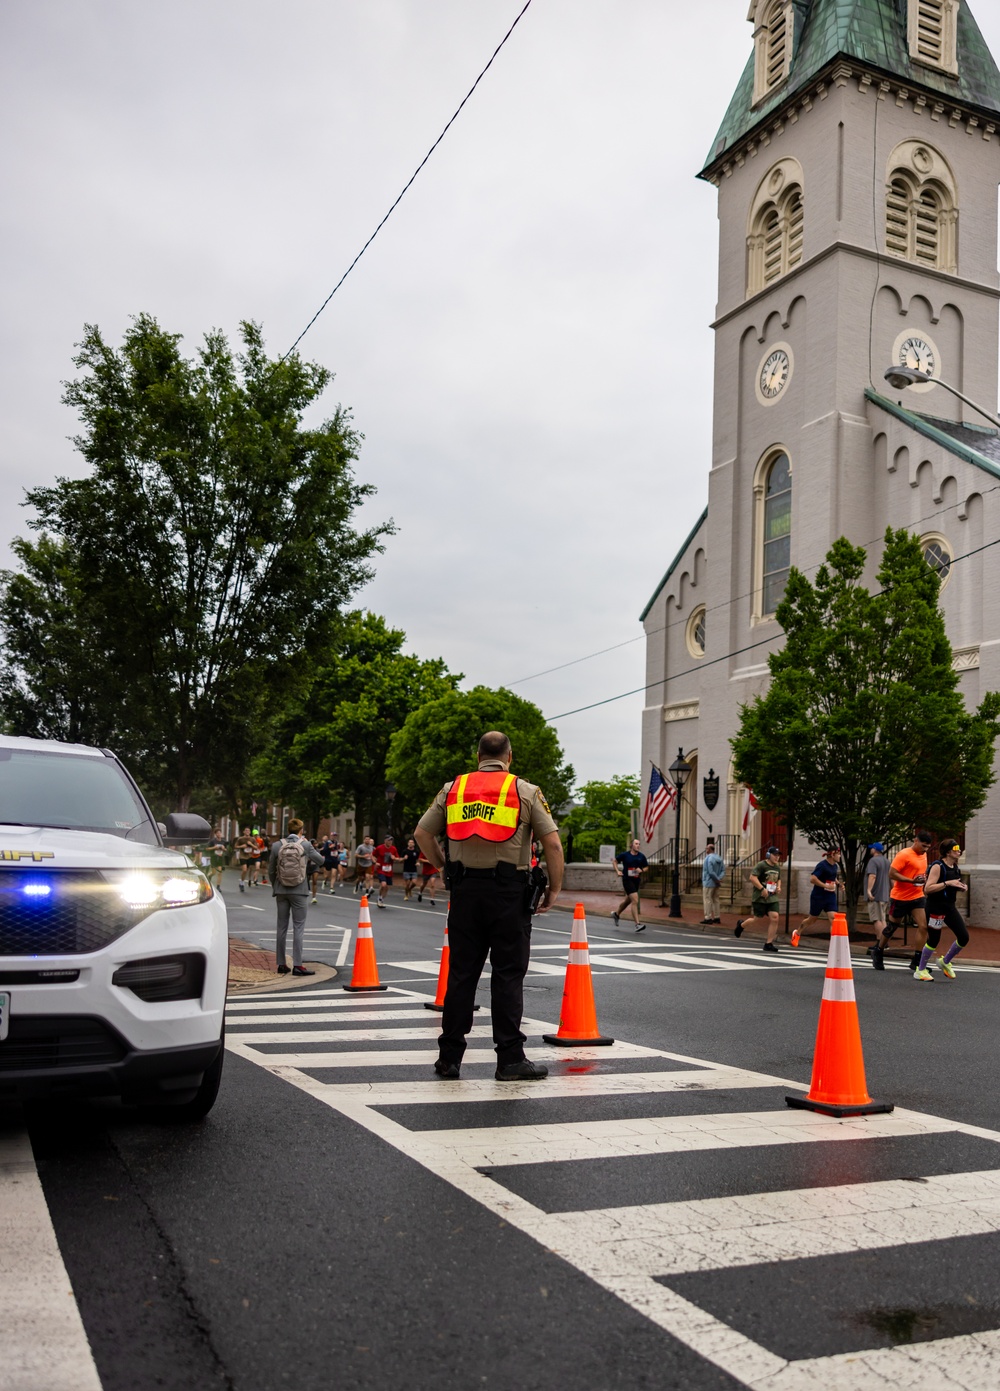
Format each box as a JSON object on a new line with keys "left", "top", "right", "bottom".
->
{"left": 667, "top": 748, "right": 692, "bottom": 919}
{"left": 882, "top": 367, "right": 1000, "bottom": 432}
{"left": 385, "top": 782, "right": 397, "bottom": 840}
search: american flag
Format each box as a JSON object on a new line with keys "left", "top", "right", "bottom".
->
{"left": 643, "top": 765, "right": 677, "bottom": 841}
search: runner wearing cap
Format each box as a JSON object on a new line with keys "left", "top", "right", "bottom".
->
{"left": 734, "top": 847, "right": 784, "bottom": 953}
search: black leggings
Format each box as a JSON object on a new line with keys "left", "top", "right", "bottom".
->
{"left": 925, "top": 902, "right": 969, "bottom": 950}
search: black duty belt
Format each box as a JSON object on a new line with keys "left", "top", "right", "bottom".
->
{"left": 456, "top": 865, "right": 529, "bottom": 882}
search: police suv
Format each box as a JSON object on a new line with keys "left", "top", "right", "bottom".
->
{"left": 0, "top": 734, "right": 227, "bottom": 1119}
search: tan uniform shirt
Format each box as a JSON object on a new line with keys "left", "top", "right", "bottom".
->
{"left": 417, "top": 760, "right": 558, "bottom": 870}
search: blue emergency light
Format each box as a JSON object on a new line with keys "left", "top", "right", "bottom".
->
{"left": 21, "top": 880, "right": 52, "bottom": 898}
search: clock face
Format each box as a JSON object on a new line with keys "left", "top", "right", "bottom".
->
{"left": 755, "top": 342, "right": 794, "bottom": 406}
{"left": 891, "top": 329, "right": 941, "bottom": 392}
{"left": 898, "top": 335, "right": 936, "bottom": 377}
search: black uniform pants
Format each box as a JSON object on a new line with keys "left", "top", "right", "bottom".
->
{"left": 438, "top": 875, "right": 531, "bottom": 1067}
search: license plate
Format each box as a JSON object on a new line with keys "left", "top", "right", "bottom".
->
{"left": 0, "top": 993, "right": 8, "bottom": 1042}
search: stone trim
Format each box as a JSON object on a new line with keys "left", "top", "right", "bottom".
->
{"left": 663, "top": 700, "right": 700, "bottom": 723}
{"left": 952, "top": 644, "right": 980, "bottom": 670}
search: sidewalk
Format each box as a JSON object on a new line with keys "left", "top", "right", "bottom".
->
{"left": 552, "top": 890, "right": 1000, "bottom": 966}
{"left": 227, "top": 936, "right": 337, "bottom": 994}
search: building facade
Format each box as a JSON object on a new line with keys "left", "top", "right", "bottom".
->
{"left": 641, "top": 0, "right": 1000, "bottom": 923}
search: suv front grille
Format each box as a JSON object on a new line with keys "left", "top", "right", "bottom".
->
{"left": 0, "top": 872, "right": 146, "bottom": 956}
{"left": 0, "top": 1016, "right": 127, "bottom": 1070}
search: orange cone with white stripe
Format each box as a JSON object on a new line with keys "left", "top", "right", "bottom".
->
{"left": 343, "top": 895, "right": 388, "bottom": 992}
{"left": 424, "top": 905, "right": 479, "bottom": 1012}
{"left": 786, "top": 911, "right": 892, "bottom": 1117}
{"left": 543, "top": 904, "right": 614, "bottom": 1047}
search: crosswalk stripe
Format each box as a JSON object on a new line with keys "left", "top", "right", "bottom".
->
{"left": 226, "top": 978, "right": 1000, "bottom": 1390}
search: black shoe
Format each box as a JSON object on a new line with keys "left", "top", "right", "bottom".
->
{"left": 291, "top": 966, "right": 315, "bottom": 977}
{"left": 417, "top": 892, "right": 423, "bottom": 902}
{"left": 734, "top": 920, "right": 744, "bottom": 938}
{"left": 635, "top": 923, "right": 646, "bottom": 933}
{"left": 763, "top": 941, "right": 779, "bottom": 954}
{"left": 434, "top": 1058, "right": 461, "bottom": 1079}
{"left": 871, "top": 945, "right": 885, "bottom": 971}
{"left": 495, "top": 1059, "right": 549, "bottom": 1082}
{"left": 612, "top": 912, "right": 620, "bottom": 925}
{"left": 276, "top": 964, "right": 290, "bottom": 974}
{"left": 699, "top": 918, "right": 713, "bottom": 925}
{"left": 909, "top": 952, "right": 922, "bottom": 972}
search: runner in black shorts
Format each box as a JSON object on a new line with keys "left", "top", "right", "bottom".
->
{"left": 915, "top": 837, "right": 969, "bottom": 981}
{"left": 401, "top": 838, "right": 421, "bottom": 900}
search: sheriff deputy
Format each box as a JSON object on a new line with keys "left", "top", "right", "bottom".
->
{"left": 414, "top": 729, "right": 564, "bottom": 1082}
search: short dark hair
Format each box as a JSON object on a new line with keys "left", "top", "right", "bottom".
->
{"left": 915, "top": 829, "right": 934, "bottom": 844}
{"left": 478, "top": 730, "right": 511, "bottom": 760}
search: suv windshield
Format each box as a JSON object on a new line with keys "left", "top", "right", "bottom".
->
{"left": 0, "top": 747, "right": 158, "bottom": 843}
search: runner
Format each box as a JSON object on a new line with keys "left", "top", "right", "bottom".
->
{"left": 354, "top": 836, "right": 375, "bottom": 896}
{"left": 235, "top": 826, "right": 256, "bottom": 893}
{"left": 915, "top": 836, "right": 970, "bottom": 981}
{"left": 612, "top": 838, "right": 648, "bottom": 932}
{"left": 870, "top": 830, "right": 933, "bottom": 971}
{"left": 246, "top": 832, "right": 262, "bottom": 887}
{"left": 401, "top": 837, "right": 421, "bottom": 900}
{"left": 321, "top": 834, "right": 339, "bottom": 893}
{"left": 206, "top": 828, "right": 229, "bottom": 890}
{"left": 309, "top": 839, "right": 324, "bottom": 902}
{"left": 257, "top": 832, "right": 270, "bottom": 886}
{"left": 797, "top": 847, "right": 842, "bottom": 940}
{"left": 734, "top": 846, "right": 783, "bottom": 952}
{"left": 337, "top": 842, "right": 349, "bottom": 889}
{"left": 417, "top": 852, "right": 439, "bottom": 905}
{"left": 373, "top": 836, "right": 397, "bottom": 908}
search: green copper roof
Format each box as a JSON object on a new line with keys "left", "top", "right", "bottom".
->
{"left": 866, "top": 388, "right": 1000, "bottom": 479}
{"left": 703, "top": 0, "right": 1000, "bottom": 174}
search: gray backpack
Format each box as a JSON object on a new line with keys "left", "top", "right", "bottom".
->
{"left": 276, "top": 836, "right": 308, "bottom": 887}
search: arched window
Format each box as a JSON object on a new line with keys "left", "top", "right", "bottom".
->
{"left": 908, "top": 0, "right": 959, "bottom": 76}
{"left": 751, "top": 0, "right": 794, "bottom": 104}
{"left": 686, "top": 606, "right": 706, "bottom": 659}
{"left": 885, "top": 143, "right": 958, "bottom": 273}
{"left": 747, "top": 169, "right": 805, "bottom": 295}
{"left": 922, "top": 533, "right": 953, "bottom": 587}
{"left": 753, "top": 451, "right": 792, "bottom": 620}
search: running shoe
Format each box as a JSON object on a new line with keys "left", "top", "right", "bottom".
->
{"left": 429, "top": 899, "right": 436, "bottom": 906}
{"left": 909, "top": 951, "right": 922, "bottom": 972}
{"left": 935, "top": 955, "right": 957, "bottom": 979}
{"left": 790, "top": 928, "right": 801, "bottom": 947}
{"left": 239, "top": 881, "right": 245, "bottom": 893}
{"left": 612, "top": 912, "right": 620, "bottom": 925}
{"left": 635, "top": 923, "right": 646, "bottom": 933}
{"left": 376, "top": 900, "right": 385, "bottom": 909}
{"left": 913, "top": 966, "right": 933, "bottom": 982}
{"left": 871, "top": 945, "right": 885, "bottom": 971}
{"left": 417, "top": 892, "right": 423, "bottom": 902}
{"left": 733, "top": 920, "right": 744, "bottom": 938}
{"left": 311, "top": 895, "right": 317, "bottom": 903}
{"left": 763, "top": 941, "right": 779, "bottom": 954}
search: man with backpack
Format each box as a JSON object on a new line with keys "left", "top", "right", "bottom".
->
{"left": 268, "top": 819, "right": 326, "bottom": 977}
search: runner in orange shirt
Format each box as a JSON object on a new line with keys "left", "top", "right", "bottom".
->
{"left": 870, "top": 830, "right": 932, "bottom": 972}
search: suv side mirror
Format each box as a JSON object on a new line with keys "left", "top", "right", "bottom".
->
{"left": 163, "top": 812, "right": 212, "bottom": 844}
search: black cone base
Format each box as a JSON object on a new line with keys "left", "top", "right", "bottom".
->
{"left": 786, "top": 1095, "right": 894, "bottom": 1118}
{"left": 542, "top": 1033, "right": 614, "bottom": 1047}
{"left": 343, "top": 984, "right": 389, "bottom": 992}
{"left": 423, "top": 1003, "right": 479, "bottom": 1011}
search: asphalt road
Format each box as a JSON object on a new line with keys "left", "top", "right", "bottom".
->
{"left": 18, "top": 879, "right": 1000, "bottom": 1390}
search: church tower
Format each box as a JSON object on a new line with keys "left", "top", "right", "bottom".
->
{"left": 641, "top": 1, "right": 1000, "bottom": 911}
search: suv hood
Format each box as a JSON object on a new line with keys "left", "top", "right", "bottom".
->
{"left": 0, "top": 823, "right": 189, "bottom": 871}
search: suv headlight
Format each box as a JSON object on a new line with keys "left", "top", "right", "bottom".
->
{"left": 110, "top": 871, "right": 214, "bottom": 911}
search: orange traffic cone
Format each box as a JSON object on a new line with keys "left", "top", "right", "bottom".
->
{"left": 343, "top": 895, "right": 388, "bottom": 992}
{"left": 786, "top": 911, "right": 892, "bottom": 1117}
{"left": 423, "top": 907, "right": 478, "bottom": 1012}
{"left": 543, "top": 904, "right": 614, "bottom": 1047}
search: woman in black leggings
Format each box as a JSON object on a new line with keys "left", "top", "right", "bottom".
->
{"left": 915, "top": 837, "right": 970, "bottom": 981}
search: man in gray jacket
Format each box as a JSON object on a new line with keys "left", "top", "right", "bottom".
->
{"left": 268, "top": 819, "right": 326, "bottom": 977}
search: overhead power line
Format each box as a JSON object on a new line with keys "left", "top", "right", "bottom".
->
{"left": 282, "top": 0, "right": 535, "bottom": 361}
{"left": 545, "top": 532, "right": 1000, "bottom": 722}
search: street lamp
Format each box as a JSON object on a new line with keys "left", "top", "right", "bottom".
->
{"left": 385, "top": 782, "right": 397, "bottom": 839}
{"left": 882, "top": 367, "right": 1000, "bottom": 432}
{"left": 667, "top": 748, "right": 692, "bottom": 919}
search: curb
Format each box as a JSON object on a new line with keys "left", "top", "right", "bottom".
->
{"left": 227, "top": 935, "right": 338, "bottom": 995}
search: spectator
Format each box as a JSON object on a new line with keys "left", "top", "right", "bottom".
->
{"left": 612, "top": 838, "right": 648, "bottom": 933}
{"left": 268, "top": 818, "right": 325, "bottom": 977}
{"left": 700, "top": 839, "right": 725, "bottom": 924}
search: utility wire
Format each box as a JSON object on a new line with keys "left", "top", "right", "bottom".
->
{"left": 545, "top": 532, "right": 1000, "bottom": 722}
{"left": 282, "top": 0, "right": 534, "bottom": 360}
{"left": 509, "top": 483, "right": 1000, "bottom": 687}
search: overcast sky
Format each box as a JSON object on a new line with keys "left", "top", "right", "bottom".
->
{"left": 3, "top": 2, "right": 1000, "bottom": 792}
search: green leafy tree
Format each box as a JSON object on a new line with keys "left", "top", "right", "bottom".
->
{"left": 731, "top": 529, "right": 1000, "bottom": 928}
{"left": 386, "top": 685, "right": 574, "bottom": 818}
{"left": 251, "top": 612, "right": 459, "bottom": 839}
{"left": 0, "top": 315, "right": 388, "bottom": 810}
{"left": 558, "top": 774, "right": 640, "bottom": 861}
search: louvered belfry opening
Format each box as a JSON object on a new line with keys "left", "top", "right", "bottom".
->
{"left": 885, "top": 169, "right": 950, "bottom": 270}
{"left": 915, "top": 0, "right": 946, "bottom": 67}
{"left": 764, "top": 0, "right": 788, "bottom": 90}
{"left": 749, "top": 184, "right": 805, "bottom": 294}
